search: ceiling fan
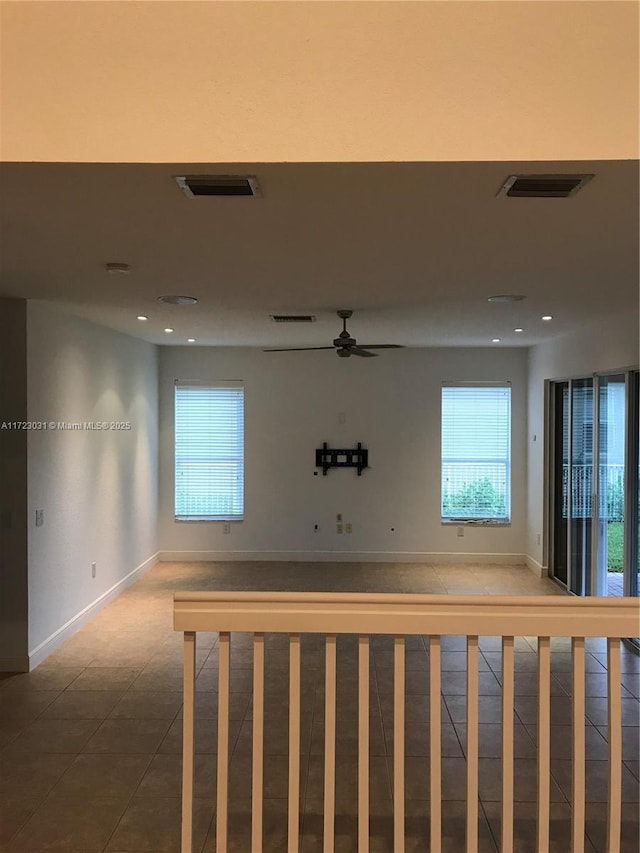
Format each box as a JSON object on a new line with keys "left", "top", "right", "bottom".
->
{"left": 264, "top": 310, "right": 404, "bottom": 358}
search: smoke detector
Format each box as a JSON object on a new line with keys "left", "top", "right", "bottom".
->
{"left": 158, "top": 295, "right": 198, "bottom": 305}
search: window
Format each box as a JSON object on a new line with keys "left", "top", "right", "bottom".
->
{"left": 174, "top": 381, "right": 244, "bottom": 520}
{"left": 441, "top": 383, "right": 511, "bottom": 522}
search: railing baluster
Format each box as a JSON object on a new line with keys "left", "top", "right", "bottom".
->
{"left": 429, "top": 635, "right": 442, "bottom": 853}
{"left": 536, "top": 636, "right": 551, "bottom": 852}
{"left": 181, "top": 631, "right": 196, "bottom": 853}
{"left": 171, "top": 592, "right": 639, "bottom": 853}
{"left": 572, "top": 636, "right": 586, "bottom": 853}
{"left": 501, "top": 635, "right": 514, "bottom": 853}
{"left": 394, "top": 636, "right": 405, "bottom": 851}
{"left": 358, "top": 635, "right": 370, "bottom": 853}
{"left": 466, "top": 635, "right": 479, "bottom": 853}
{"left": 252, "top": 632, "right": 265, "bottom": 852}
{"left": 216, "top": 631, "right": 230, "bottom": 853}
{"left": 288, "top": 634, "right": 301, "bottom": 853}
{"left": 607, "top": 637, "right": 622, "bottom": 853}
{"left": 324, "top": 635, "right": 337, "bottom": 853}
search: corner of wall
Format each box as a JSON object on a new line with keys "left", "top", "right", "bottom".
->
{"left": 0, "top": 297, "right": 29, "bottom": 672}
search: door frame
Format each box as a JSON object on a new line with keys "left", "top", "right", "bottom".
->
{"left": 547, "top": 366, "right": 639, "bottom": 601}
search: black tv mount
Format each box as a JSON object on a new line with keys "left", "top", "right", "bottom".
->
{"left": 315, "top": 442, "right": 368, "bottom": 476}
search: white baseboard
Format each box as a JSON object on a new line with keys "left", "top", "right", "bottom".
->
{"left": 525, "top": 554, "right": 547, "bottom": 578}
{"left": 159, "top": 550, "right": 527, "bottom": 565}
{"left": 28, "top": 552, "right": 159, "bottom": 670}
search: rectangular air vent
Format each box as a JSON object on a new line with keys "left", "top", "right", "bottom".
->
{"left": 270, "top": 314, "right": 316, "bottom": 323}
{"left": 175, "top": 175, "right": 261, "bottom": 197}
{"left": 498, "top": 174, "right": 593, "bottom": 198}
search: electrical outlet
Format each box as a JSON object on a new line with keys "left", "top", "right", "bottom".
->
{"left": 336, "top": 523, "right": 343, "bottom": 534}
{"left": 537, "top": 533, "right": 541, "bottom": 545}
{"left": 35, "top": 509, "right": 44, "bottom": 527}
{"left": 223, "top": 523, "right": 231, "bottom": 534}
{"left": 345, "top": 523, "right": 352, "bottom": 534}
{"left": 91, "top": 562, "right": 97, "bottom": 578}
{"left": 457, "top": 526, "right": 464, "bottom": 538}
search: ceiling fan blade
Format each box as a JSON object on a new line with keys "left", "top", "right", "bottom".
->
{"left": 263, "top": 346, "right": 335, "bottom": 352}
{"left": 357, "top": 344, "right": 404, "bottom": 349}
{"left": 349, "top": 346, "right": 378, "bottom": 358}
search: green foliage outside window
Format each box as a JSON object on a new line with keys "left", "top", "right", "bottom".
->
{"left": 442, "top": 477, "right": 506, "bottom": 518}
{"left": 607, "top": 522, "right": 623, "bottom": 572}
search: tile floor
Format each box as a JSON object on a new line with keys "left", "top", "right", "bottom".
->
{"left": 0, "top": 561, "right": 638, "bottom": 852}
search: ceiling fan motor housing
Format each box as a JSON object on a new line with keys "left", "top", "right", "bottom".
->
{"left": 334, "top": 335, "right": 356, "bottom": 347}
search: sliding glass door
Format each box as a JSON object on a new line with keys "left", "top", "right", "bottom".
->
{"left": 625, "top": 370, "right": 639, "bottom": 645}
{"left": 551, "top": 382, "right": 569, "bottom": 587}
{"left": 570, "top": 379, "right": 593, "bottom": 596}
{"left": 550, "top": 370, "right": 639, "bottom": 630}
{"left": 595, "top": 374, "right": 626, "bottom": 596}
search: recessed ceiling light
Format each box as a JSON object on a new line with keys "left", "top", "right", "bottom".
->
{"left": 158, "top": 295, "right": 198, "bottom": 305}
{"left": 104, "top": 262, "right": 131, "bottom": 274}
{"left": 164, "top": 328, "right": 174, "bottom": 333}
{"left": 487, "top": 295, "right": 525, "bottom": 303}
{"left": 514, "top": 327, "right": 524, "bottom": 333}
{"left": 187, "top": 338, "right": 196, "bottom": 343}
{"left": 492, "top": 338, "right": 501, "bottom": 343}
{"left": 542, "top": 315, "right": 553, "bottom": 321}
{"left": 137, "top": 315, "right": 148, "bottom": 321}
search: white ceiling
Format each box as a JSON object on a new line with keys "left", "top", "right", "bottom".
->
{"left": 3, "top": 2, "right": 638, "bottom": 164}
{"left": 0, "top": 159, "right": 638, "bottom": 349}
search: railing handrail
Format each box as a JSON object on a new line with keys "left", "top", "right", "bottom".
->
{"left": 173, "top": 591, "right": 639, "bottom": 637}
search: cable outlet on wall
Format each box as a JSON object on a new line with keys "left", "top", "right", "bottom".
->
{"left": 457, "top": 526, "right": 464, "bottom": 538}
{"left": 223, "top": 523, "right": 231, "bottom": 534}
{"left": 336, "top": 513, "right": 342, "bottom": 522}
{"left": 336, "top": 523, "right": 343, "bottom": 534}
{"left": 91, "top": 562, "right": 96, "bottom": 578}
{"left": 35, "top": 509, "right": 44, "bottom": 527}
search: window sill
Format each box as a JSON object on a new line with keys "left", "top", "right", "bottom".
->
{"left": 175, "top": 517, "right": 244, "bottom": 523}
{"left": 441, "top": 519, "right": 511, "bottom": 527}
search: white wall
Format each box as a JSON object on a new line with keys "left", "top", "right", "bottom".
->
{"left": 159, "top": 346, "right": 528, "bottom": 562}
{"left": 27, "top": 303, "right": 159, "bottom": 662}
{"left": 526, "top": 309, "right": 639, "bottom": 569}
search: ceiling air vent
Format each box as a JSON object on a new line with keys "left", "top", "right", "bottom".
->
{"left": 175, "top": 175, "right": 261, "bottom": 198}
{"left": 270, "top": 314, "right": 316, "bottom": 323}
{"left": 498, "top": 174, "right": 593, "bottom": 198}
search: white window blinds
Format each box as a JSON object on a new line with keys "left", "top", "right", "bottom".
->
{"left": 441, "top": 383, "right": 511, "bottom": 522}
{"left": 175, "top": 382, "right": 244, "bottom": 520}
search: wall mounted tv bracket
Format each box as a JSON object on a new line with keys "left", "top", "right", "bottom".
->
{"left": 315, "top": 442, "right": 368, "bottom": 476}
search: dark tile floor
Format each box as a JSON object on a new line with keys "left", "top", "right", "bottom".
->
{"left": 0, "top": 561, "right": 638, "bottom": 852}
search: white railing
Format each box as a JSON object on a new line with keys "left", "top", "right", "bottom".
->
{"left": 174, "top": 592, "right": 639, "bottom": 852}
{"left": 562, "top": 463, "right": 625, "bottom": 520}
